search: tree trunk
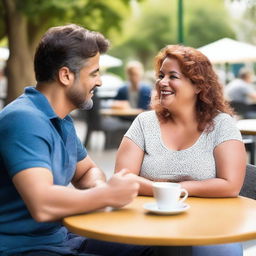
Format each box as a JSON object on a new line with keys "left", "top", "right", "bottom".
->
{"left": 3, "top": 0, "right": 35, "bottom": 104}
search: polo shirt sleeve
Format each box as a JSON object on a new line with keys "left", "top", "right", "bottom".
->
{"left": 0, "top": 111, "right": 53, "bottom": 178}
{"left": 76, "top": 135, "right": 87, "bottom": 161}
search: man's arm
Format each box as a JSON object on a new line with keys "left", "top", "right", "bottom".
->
{"left": 71, "top": 155, "right": 106, "bottom": 189}
{"left": 12, "top": 168, "right": 139, "bottom": 222}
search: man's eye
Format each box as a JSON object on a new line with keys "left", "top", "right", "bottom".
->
{"left": 91, "top": 72, "right": 99, "bottom": 77}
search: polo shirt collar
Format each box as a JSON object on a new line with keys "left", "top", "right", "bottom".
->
{"left": 24, "top": 86, "right": 58, "bottom": 119}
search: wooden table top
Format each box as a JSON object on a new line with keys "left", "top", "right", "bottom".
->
{"left": 63, "top": 196, "right": 256, "bottom": 246}
{"left": 237, "top": 119, "right": 256, "bottom": 135}
{"left": 100, "top": 108, "right": 143, "bottom": 117}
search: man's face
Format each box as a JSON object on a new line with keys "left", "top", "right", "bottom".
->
{"left": 127, "top": 67, "right": 143, "bottom": 85}
{"left": 66, "top": 53, "right": 101, "bottom": 110}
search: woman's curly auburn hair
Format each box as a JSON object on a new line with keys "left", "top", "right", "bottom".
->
{"left": 151, "top": 44, "right": 233, "bottom": 131}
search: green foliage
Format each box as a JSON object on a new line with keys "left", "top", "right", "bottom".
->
{"left": 109, "top": 0, "right": 177, "bottom": 68}
{"left": 237, "top": 3, "right": 256, "bottom": 44}
{"left": 110, "top": 0, "right": 236, "bottom": 70}
{"left": 1, "top": 0, "right": 135, "bottom": 41}
{"left": 186, "top": 9, "right": 235, "bottom": 47}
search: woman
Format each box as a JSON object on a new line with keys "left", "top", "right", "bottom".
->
{"left": 115, "top": 45, "right": 246, "bottom": 256}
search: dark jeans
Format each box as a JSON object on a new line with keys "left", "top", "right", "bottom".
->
{"left": 11, "top": 238, "right": 154, "bottom": 256}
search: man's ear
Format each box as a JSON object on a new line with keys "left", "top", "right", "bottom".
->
{"left": 58, "top": 67, "right": 75, "bottom": 87}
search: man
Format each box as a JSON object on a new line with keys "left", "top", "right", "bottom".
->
{"left": 0, "top": 24, "right": 153, "bottom": 256}
{"left": 225, "top": 68, "right": 256, "bottom": 118}
{"left": 114, "top": 61, "right": 151, "bottom": 110}
{"left": 226, "top": 68, "right": 256, "bottom": 105}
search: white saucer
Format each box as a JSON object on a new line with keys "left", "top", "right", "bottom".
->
{"left": 143, "top": 202, "right": 190, "bottom": 215}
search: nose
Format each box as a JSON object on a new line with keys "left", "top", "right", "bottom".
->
{"left": 158, "top": 76, "right": 169, "bottom": 87}
{"left": 96, "top": 75, "right": 102, "bottom": 87}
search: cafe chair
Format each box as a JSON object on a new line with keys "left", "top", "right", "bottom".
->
{"left": 84, "top": 92, "right": 131, "bottom": 149}
{"left": 230, "top": 101, "right": 256, "bottom": 119}
{"left": 239, "top": 164, "right": 256, "bottom": 200}
{"left": 230, "top": 101, "right": 249, "bottom": 118}
{"left": 240, "top": 164, "right": 256, "bottom": 256}
{"left": 243, "top": 137, "right": 255, "bottom": 165}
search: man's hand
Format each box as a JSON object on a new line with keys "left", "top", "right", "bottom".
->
{"left": 105, "top": 169, "right": 140, "bottom": 208}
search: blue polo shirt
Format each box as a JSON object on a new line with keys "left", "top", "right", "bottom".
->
{"left": 0, "top": 87, "right": 87, "bottom": 255}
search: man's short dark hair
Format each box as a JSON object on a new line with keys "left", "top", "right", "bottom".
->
{"left": 34, "top": 24, "right": 109, "bottom": 82}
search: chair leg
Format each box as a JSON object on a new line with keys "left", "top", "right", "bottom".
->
{"left": 245, "top": 141, "right": 255, "bottom": 165}
{"left": 250, "top": 142, "right": 255, "bottom": 165}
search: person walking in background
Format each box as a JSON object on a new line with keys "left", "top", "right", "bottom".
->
{"left": 0, "top": 24, "right": 154, "bottom": 256}
{"left": 114, "top": 60, "right": 152, "bottom": 110}
{"left": 115, "top": 45, "right": 246, "bottom": 256}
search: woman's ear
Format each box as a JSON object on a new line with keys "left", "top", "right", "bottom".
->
{"left": 58, "top": 67, "right": 75, "bottom": 87}
{"left": 195, "top": 86, "right": 201, "bottom": 94}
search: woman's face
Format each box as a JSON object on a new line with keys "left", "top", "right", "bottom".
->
{"left": 156, "top": 57, "right": 199, "bottom": 111}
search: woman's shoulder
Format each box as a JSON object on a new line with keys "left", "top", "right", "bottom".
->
{"left": 213, "top": 112, "right": 234, "bottom": 123}
{"left": 212, "top": 112, "right": 239, "bottom": 133}
{"left": 137, "top": 110, "right": 156, "bottom": 121}
{"left": 133, "top": 110, "right": 157, "bottom": 128}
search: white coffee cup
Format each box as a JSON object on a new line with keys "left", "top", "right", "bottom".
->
{"left": 153, "top": 182, "right": 188, "bottom": 210}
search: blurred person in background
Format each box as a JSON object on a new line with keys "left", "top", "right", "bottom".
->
{"left": 225, "top": 68, "right": 256, "bottom": 118}
{"left": 113, "top": 60, "right": 152, "bottom": 110}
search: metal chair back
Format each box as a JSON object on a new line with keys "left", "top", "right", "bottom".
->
{"left": 239, "top": 164, "right": 256, "bottom": 199}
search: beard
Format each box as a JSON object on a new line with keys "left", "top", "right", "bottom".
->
{"left": 80, "top": 99, "right": 93, "bottom": 110}
{"left": 67, "top": 86, "right": 94, "bottom": 110}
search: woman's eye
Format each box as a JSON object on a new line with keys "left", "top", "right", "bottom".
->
{"left": 170, "top": 75, "right": 178, "bottom": 79}
{"left": 158, "top": 74, "right": 164, "bottom": 79}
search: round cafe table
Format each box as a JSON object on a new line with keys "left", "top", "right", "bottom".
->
{"left": 63, "top": 196, "right": 256, "bottom": 246}
{"left": 100, "top": 108, "right": 143, "bottom": 117}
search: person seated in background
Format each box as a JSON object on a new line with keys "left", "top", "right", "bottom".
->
{"left": 225, "top": 68, "right": 256, "bottom": 118}
{"left": 226, "top": 68, "right": 256, "bottom": 104}
{"left": 115, "top": 45, "right": 246, "bottom": 256}
{"left": 113, "top": 60, "right": 152, "bottom": 110}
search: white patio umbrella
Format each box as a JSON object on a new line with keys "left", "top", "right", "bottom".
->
{"left": 99, "top": 54, "right": 122, "bottom": 69}
{"left": 198, "top": 38, "right": 256, "bottom": 64}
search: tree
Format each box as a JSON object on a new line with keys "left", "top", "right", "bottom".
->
{"left": 185, "top": 0, "right": 235, "bottom": 48}
{"left": 0, "top": 0, "right": 136, "bottom": 103}
{"left": 109, "top": 0, "right": 235, "bottom": 70}
{"left": 233, "top": 2, "right": 256, "bottom": 44}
